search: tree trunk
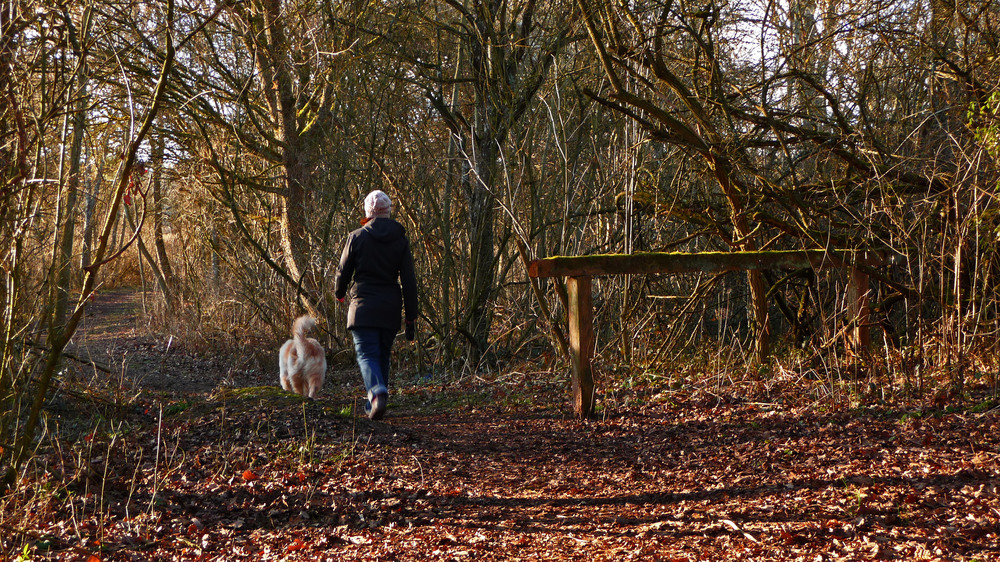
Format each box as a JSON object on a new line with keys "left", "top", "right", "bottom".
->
{"left": 464, "top": 128, "right": 499, "bottom": 355}
{"left": 706, "top": 154, "right": 771, "bottom": 362}
{"left": 257, "top": 0, "right": 321, "bottom": 319}
{"left": 52, "top": 4, "right": 93, "bottom": 330}
{"left": 80, "top": 177, "right": 98, "bottom": 272}
{"left": 150, "top": 132, "right": 176, "bottom": 306}
{"left": 53, "top": 85, "right": 87, "bottom": 329}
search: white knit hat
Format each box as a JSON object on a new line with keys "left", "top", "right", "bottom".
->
{"left": 364, "top": 190, "right": 392, "bottom": 219}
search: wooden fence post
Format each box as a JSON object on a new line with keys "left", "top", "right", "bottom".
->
{"left": 848, "top": 266, "right": 871, "bottom": 353}
{"left": 567, "top": 276, "right": 595, "bottom": 418}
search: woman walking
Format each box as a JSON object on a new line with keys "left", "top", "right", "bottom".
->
{"left": 335, "top": 190, "right": 418, "bottom": 420}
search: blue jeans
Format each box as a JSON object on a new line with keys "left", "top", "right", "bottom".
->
{"left": 351, "top": 327, "right": 396, "bottom": 401}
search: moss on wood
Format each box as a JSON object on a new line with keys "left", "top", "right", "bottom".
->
{"left": 527, "top": 249, "right": 872, "bottom": 278}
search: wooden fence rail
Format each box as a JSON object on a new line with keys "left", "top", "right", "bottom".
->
{"left": 527, "top": 250, "right": 877, "bottom": 418}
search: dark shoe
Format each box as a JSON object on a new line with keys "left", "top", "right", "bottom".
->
{"left": 369, "top": 393, "right": 387, "bottom": 420}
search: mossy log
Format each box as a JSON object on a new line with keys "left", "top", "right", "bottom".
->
{"left": 528, "top": 249, "right": 865, "bottom": 279}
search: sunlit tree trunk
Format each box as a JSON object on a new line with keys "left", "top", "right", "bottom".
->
{"left": 244, "top": 0, "right": 321, "bottom": 318}
{"left": 150, "top": 130, "right": 177, "bottom": 303}
{"left": 51, "top": 5, "right": 93, "bottom": 330}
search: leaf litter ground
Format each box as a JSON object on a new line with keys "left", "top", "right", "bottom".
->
{"left": 5, "top": 293, "right": 1000, "bottom": 561}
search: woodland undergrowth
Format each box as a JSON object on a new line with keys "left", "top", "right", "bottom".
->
{"left": 0, "top": 320, "right": 1000, "bottom": 560}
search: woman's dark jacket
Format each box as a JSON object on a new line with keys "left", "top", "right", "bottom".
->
{"left": 334, "top": 217, "right": 418, "bottom": 332}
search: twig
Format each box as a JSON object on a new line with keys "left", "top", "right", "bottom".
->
{"left": 720, "top": 518, "right": 760, "bottom": 543}
{"left": 411, "top": 455, "right": 425, "bottom": 488}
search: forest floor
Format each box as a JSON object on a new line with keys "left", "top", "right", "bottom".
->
{"left": 4, "top": 290, "right": 1000, "bottom": 561}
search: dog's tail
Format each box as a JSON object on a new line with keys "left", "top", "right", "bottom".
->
{"left": 291, "top": 315, "right": 317, "bottom": 364}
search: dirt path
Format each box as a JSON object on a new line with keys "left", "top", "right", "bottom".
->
{"left": 29, "top": 381, "right": 1000, "bottom": 561}
{"left": 63, "top": 289, "right": 260, "bottom": 395}
{"left": 25, "top": 291, "right": 1000, "bottom": 561}
{"left": 71, "top": 290, "right": 145, "bottom": 353}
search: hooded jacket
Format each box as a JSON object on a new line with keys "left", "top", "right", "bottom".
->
{"left": 334, "top": 217, "right": 418, "bottom": 332}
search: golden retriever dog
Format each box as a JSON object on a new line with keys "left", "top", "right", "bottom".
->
{"left": 279, "top": 315, "right": 326, "bottom": 399}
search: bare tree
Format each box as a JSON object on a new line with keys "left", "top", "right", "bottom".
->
{"left": 576, "top": 0, "right": 774, "bottom": 360}
{"left": 1, "top": 0, "right": 177, "bottom": 492}
{"left": 375, "top": 0, "right": 578, "bottom": 360}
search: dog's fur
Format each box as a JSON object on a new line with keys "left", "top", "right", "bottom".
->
{"left": 279, "top": 315, "right": 326, "bottom": 399}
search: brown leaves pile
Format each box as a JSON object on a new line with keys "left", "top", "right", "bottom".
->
{"left": 4, "top": 384, "right": 998, "bottom": 561}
